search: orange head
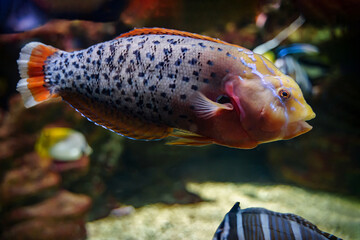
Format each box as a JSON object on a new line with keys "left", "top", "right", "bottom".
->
{"left": 224, "top": 72, "right": 315, "bottom": 145}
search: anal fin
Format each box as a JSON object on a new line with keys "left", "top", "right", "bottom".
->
{"left": 167, "top": 129, "right": 213, "bottom": 146}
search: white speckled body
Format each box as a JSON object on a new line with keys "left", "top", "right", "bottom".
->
{"left": 44, "top": 34, "right": 277, "bottom": 134}
{"left": 17, "top": 28, "right": 315, "bottom": 147}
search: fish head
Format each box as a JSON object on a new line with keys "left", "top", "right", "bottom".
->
{"left": 225, "top": 73, "right": 315, "bottom": 144}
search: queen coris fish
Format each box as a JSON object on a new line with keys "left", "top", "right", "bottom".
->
{"left": 213, "top": 202, "right": 343, "bottom": 240}
{"left": 16, "top": 28, "right": 315, "bottom": 149}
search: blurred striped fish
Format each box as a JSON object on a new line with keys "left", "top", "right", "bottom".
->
{"left": 213, "top": 202, "right": 342, "bottom": 240}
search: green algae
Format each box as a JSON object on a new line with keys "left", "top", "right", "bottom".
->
{"left": 87, "top": 182, "right": 360, "bottom": 240}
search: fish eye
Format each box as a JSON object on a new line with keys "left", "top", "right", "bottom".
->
{"left": 216, "top": 95, "right": 231, "bottom": 104}
{"left": 278, "top": 89, "right": 291, "bottom": 100}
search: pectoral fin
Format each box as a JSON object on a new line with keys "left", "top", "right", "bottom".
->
{"left": 193, "top": 92, "right": 233, "bottom": 119}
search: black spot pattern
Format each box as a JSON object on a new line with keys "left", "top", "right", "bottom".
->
{"left": 188, "top": 58, "right": 197, "bottom": 65}
{"left": 45, "top": 33, "right": 241, "bottom": 130}
{"left": 174, "top": 59, "right": 182, "bottom": 66}
{"left": 182, "top": 77, "right": 190, "bottom": 82}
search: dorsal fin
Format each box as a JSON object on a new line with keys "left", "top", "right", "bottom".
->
{"left": 116, "top": 28, "right": 244, "bottom": 49}
{"left": 229, "top": 202, "right": 241, "bottom": 213}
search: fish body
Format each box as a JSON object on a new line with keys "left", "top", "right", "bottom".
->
{"left": 16, "top": 28, "right": 315, "bottom": 149}
{"left": 213, "top": 202, "right": 342, "bottom": 240}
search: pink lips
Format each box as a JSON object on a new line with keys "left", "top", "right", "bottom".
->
{"left": 225, "top": 81, "right": 246, "bottom": 121}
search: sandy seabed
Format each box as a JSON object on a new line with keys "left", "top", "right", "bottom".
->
{"left": 88, "top": 182, "right": 360, "bottom": 240}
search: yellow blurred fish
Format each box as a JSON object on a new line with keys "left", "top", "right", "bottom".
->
{"left": 36, "top": 127, "right": 92, "bottom": 161}
{"left": 17, "top": 28, "right": 315, "bottom": 149}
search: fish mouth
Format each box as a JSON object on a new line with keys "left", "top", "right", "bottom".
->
{"left": 282, "top": 105, "right": 315, "bottom": 139}
{"left": 282, "top": 120, "right": 313, "bottom": 140}
{"left": 304, "top": 111, "right": 316, "bottom": 121}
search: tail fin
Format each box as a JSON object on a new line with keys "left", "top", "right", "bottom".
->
{"left": 17, "top": 42, "right": 59, "bottom": 108}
